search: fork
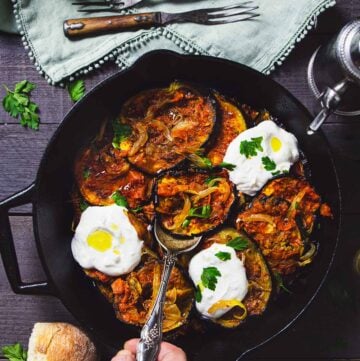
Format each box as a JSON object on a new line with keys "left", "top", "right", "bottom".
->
{"left": 64, "top": 2, "right": 259, "bottom": 38}
{"left": 72, "top": 0, "right": 143, "bottom": 13}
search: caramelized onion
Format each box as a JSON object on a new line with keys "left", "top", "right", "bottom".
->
{"left": 240, "top": 214, "right": 276, "bottom": 226}
{"left": 192, "top": 187, "right": 218, "bottom": 203}
{"left": 299, "top": 242, "right": 316, "bottom": 262}
{"left": 129, "top": 124, "right": 149, "bottom": 156}
{"left": 165, "top": 195, "right": 191, "bottom": 230}
{"left": 287, "top": 189, "right": 307, "bottom": 218}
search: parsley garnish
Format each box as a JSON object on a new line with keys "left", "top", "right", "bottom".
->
{"left": 201, "top": 266, "right": 221, "bottom": 291}
{"left": 83, "top": 168, "right": 91, "bottom": 179}
{"left": 111, "top": 191, "right": 128, "bottom": 208}
{"left": 239, "top": 136, "right": 263, "bottom": 158}
{"left": 262, "top": 156, "right": 276, "bottom": 171}
{"left": 215, "top": 251, "right": 231, "bottom": 261}
{"left": 79, "top": 199, "right": 89, "bottom": 212}
{"left": 188, "top": 205, "right": 211, "bottom": 219}
{"left": 205, "top": 175, "right": 218, "bottom": 185}
{"left": 67, "top": 79, "right": 85, "bottom": 102}
{"left": 112, "top": 120, "right": 132, "bottom": 149}
{"left": 2, "top": 343, "right": 27, "bottom": 361}
{"left": 271, "top": 170, "right": 281, "bottom": 176}
{"left": 182, "top": 219, "right": 191, "bottom": 228}
{"left": 195, "top": 285, "right": 202, "bottom": 302}
{"left": 274, "top": 271, "right": 292, "bottom": 294}
{"left": 2, "top": 80, "right": 40, "bottom": 130}
{"left": 131, "top": 206, "right": 143, "bottom": 213}
{"left": 227, "top": 236, "right": 248, "bottom": 251}
{"left": 219, "top": 161, "right": 236, "bottom": 171}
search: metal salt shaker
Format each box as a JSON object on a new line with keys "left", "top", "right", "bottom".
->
{"left": 307, "top": 19, "right": 360, "bottom": 134}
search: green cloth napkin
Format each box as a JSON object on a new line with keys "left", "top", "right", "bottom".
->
{"left": 7, "top": 0, "right": 335, "bottom": 84}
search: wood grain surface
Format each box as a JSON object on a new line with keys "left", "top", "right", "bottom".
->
{"left": 1, "top": 1, "right": 360, "bottom": 360}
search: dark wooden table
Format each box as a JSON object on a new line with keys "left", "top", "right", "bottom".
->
{"left": 1, "top": 2, "right": 360, "bottom": 360}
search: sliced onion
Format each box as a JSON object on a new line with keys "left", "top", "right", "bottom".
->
{"left": 207, "top": 178, "right": 224, "bottom": 187}
{"left": 129, "top": 124, "right": 149, "bottom": 156}
{"left": 152, "top": 119, "right": 173, "bottom": 142}
{"left": 208, "top": 299, "right": 247, "bottom": 321}
{"left": 287, "top": 188, "right": 307, "bottom": 218}
{"left": 299, "top": 242, "right": 316, "bottom": 262}
{"left": 240, "top": 213, "right": 276, "bottom": 226}
{"left": 166, "top": 195, "right": 191, "bottom": 230}
{"left": 192, "top": 187, "right": 218, "bottom": 203}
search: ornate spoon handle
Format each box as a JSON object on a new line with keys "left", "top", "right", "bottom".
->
{"left": 136, "top": 252, "right": 177, "bottom": 361}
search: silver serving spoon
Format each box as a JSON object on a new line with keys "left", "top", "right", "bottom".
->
{"left": 136, "top": 220, "right": 202, "bottom": 361}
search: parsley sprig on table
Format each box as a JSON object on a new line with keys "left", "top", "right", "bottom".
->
{"left": 2, "top": 80, "right": 40, "bottom": 130}
{"left": 67, "top": 79, "right": 85, "bottom": 102}
{"left": 239, "top": 136, "right": 263, "bottom": 158}
{"left": 1, "top": 343, "right": 27, "bottom": 361}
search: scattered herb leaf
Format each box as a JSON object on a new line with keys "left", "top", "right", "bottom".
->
{"left": 131, "top": 206, "right": 143, "bottom": 214}
{"left": 195, "top": 285, "right": 202, "bottom": 302}
{"left": 83, "top": 168, "right": 91, "bottom": 179}
{"left": 182, "top": 219, "right": 191, "bottom": 228}
{"left": 271, "top": 170, "right": 281, "bottom": 176}
{"left": 215, "top": 251, "right": 231, "bottom": 261}
{"left": 188, "top": 205, "right": 211, "bottom": 219}
{"left": 112, "top": 120, "right": 132, "bottom": 149}
{"left": 2, "top": 81, "right": 40, "bottom": 130}
{"left": 282, "top": 169, "right": 290, "bottom": 174}
{"left": 111, "top": 191, "right": 128, "bottom": 208}
{"left": 239, "top": 136, "right": 263, "bottom": 158}
{"left": 262, "top": 156, "right": 277, "bottom": 171}
{"left": 2, "top": 343, "right": 27, "bottom": 361}
{"left": 219, "top": 161, "right": 236, "bottom": 171}
{"left": 67, "top": 79, "right": 85, "bottom": 102}
{"left": 201, "top": 266, "right": 221, "bottom": 291}
{"left": 274, "top": 271, "right": 292, "bottom": 294}
{"left": 205, "top": 175, "right": 218, "bottom": 185}
{"left": 227, "top": 236, "right": 248, "bottom": 251}
{"left": 79, "top": 199, "right": 89, "bottom": 212}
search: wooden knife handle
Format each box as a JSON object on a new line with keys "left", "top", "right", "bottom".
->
{"left": 63, "top": 13, "right": 161, "bottom": 38}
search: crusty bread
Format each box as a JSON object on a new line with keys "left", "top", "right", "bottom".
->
{"left": 27, "top": 323, "right": 99, "bottom": 361}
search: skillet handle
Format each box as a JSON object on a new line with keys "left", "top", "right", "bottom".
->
{"left": 0, "top": 184, "right": 54, "bottom": 296}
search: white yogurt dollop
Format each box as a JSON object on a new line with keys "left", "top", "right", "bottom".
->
{"left": 223, "top": 120, "right": 299, "bottom": 196}
{"left": 188, "top": 243, "right": 248, "bottom": 319}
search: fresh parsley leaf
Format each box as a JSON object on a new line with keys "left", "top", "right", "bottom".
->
{"left": 2, "top": 81, "right": 40, "bottom": 130}
{"left": 112, "top": 120, "right": 132, "bottom": 149}
{"left": 274, "top": 271, "right": 292, "bottom": 294}
{"left": 271, "top": 170, "right": 281, "bottom": 176}
{"left": 219, "top": 161, "right": 236, "bottom": 171}
{"left": 112, "top": 191, "right": 128, "bottom": 208}
{"left": 262, "top": 156, "right": 277, "bottom": 171}
{"left": 182, "top": 219, "right": 190, "bottom": 228}
{"left": 195, "top": 285, "right": 202, "bottom": 302}
{"left": 282, "top": 169, "right": 289, "bottom": 174}
{"left": 188, "top": 205, "right": 211, "bottom": 219}
{"left": 2, "top": 343, "right": 27, "bottom": 361}
{"left": 79, "top": 199, "right": 89, "bottom": 212}
{"left": 83, "top": 168, "right": 91, "bottom": 179}
{"left": 131, "top": 206, "right": 143, "bottom": 213}
{"left": 227, "top": 236, "right": 248, "bottom": 251}
{"left": 239, "top": 136, "right": 263, "bottom": 158}
{"left": 201, "top": 266, "right": 221, "bottom": 291}
{"left": 215, "top": 251, "right": 231, "bottom": 261}
{"left": 67, "top": 79, "right": 85, "bottom": 102}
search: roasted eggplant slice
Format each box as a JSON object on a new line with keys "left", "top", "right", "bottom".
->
{"left": 201, "top": 228, "right": 272, "bottom": 328}
{"left": 156, "top": 170, "right": 236, "bottom": 237}
{"left": 111, "top": 260, "right": 193, "bottom": 332}
{"left": 236, "top": 177, "right": 322, "bottom": 275}
{"left": 75, "top": 144, "right": 153, "bottom": 208}
{"left": 206, "top": 94, "right": 247, "bottom": 165}
{"left": 119, "top": 82, "right": 217, "bottom": 174}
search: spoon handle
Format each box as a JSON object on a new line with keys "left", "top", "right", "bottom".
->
{"left": 136, "top": 252, "right": 177, "bottom": 361}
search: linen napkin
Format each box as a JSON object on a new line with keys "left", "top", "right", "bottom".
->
{"left": 11, "top": 0, "right": 335, "bottom": 85}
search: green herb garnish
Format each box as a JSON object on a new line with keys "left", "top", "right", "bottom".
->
{"left": 131, "top": 206, "right": 143, "bottom": 213}
{"left": 112, "top": 120, "right": 132, "bottom": 149}
{"left": 201, "top": 266, "right": 221, "bottom": 291}
{"left": 79, "top": 199, "right": 89, "bottom": 212}
{"left": 2, "top": 343, "right": 27, "bottom": 361}
{"left": 67, "top": 79, "right": 85, "bottom": 102}
{"left": 188, "top": 205, "right": 211, "bottom": 219}
{"left": 219, "top": 161, "right": 236, "bottom": 171}
{"left": 274, "top": 271, "right": 292, "bottom": 294}
{"left": 83, "top": 168, "right": 91, "bottom": 179}
{"left": 111, "top": 191, "right": 128, "bottom": 208}
{"left": 182, "top": 219, "right": 191, "bottom": 228}
{"left": 195, "top": 285, "right": 202, "bottom": 302}
{"left": 226, "top": 236, "right": 248, "bottom": 251}
{"left": 239, "top": 136, "right": 263, "bottom": 158}
{"left": 271, "top": 170, "right": 281, "bottom": 176}
{"left": 205, "top": 175, "right": 218, "bottom": 185}
{"left": 262, "top": 156, "right": 276, "bottom": 171}
{"left": 2, "top": 80, "right": 39, "bottom": 130}
{"left": 215, "top": 251, "right": 231, "bottom": 261}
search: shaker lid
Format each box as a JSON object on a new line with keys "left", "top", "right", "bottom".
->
{"left": 337, "top": 19, "right": 360, "bottom": 82}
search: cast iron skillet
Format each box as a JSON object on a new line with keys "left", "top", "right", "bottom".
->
{"left": 0, "top": 51, "right": 341, "bottom": 360}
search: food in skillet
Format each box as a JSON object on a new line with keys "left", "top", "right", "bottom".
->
{"left": 236, "top": 177, "right": 327, "bottom": 275}
{"left": 223, "top": 120, "right": 299, "bottom": 196}
{"left": 156, "top": 169, "right": 235, "bottom": 237}
{"left": 119, "top": 82, "right": 217, "bottom": 174}
{"left": 189, "top": 228, "right": 271, "bottom": 328}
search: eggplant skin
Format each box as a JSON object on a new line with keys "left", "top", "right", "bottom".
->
{"left": 201, "top": 228, "right": 272, "bottom": 329}
{"left": 110, "top": 260, "right": 194, "bottom": 333}
{"left": 119, "top": 82, "right": 217, "bottom": 175}
{"left": 155, "top": 169, "right": 236, "bottom": 237}
{"left": 236, "top": 177, "right": 322, "bottom": 275}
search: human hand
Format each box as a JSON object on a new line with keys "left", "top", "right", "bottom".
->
{"left": 111, "top": 338, "right": 187, "bottom": 361}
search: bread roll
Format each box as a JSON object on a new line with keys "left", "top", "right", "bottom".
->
{"left": 28, "top": 323, "right": 99, "bottom": 361}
